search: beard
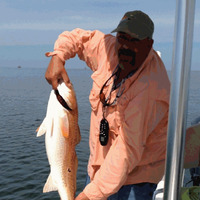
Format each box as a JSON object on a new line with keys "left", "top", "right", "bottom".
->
{"left": 118, "top": 48, "right": 136, "bottom": 68}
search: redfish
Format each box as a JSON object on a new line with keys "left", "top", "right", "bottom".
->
{"left": 36, "top": 82, "right": 81, "bottom": 200}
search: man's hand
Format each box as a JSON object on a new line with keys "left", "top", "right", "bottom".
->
{"left": 75, "top": 192, "right": 89, "bottom": 200}
{"left": 45, "top": 55, "right": 70, "bottom": 89}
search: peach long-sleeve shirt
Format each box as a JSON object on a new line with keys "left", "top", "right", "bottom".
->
{"left": 46, "top": 28, "right": 170, "bottom": 199}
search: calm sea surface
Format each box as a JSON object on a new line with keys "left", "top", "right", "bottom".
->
{"left": 0, "top": 67, "right": 200, "bottom": 200}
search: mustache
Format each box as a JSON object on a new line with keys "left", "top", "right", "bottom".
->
{"left": 118, "top": 48, "right": 136, "bottom": 66}
{"left": 118, "top": 48, "right": 135, "bottom": 57}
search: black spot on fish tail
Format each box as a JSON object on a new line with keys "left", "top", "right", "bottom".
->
{"left": 54, "top": 89, "right": 72, "bottom": 111}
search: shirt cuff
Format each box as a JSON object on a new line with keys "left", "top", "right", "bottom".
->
{"left": 83, "top": 182, "right": 107, "bottom": 200}
{"left": 45, "top": 51, "right": 66, "bottom": 63}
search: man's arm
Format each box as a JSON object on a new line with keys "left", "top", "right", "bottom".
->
{"left": 45, "top": 28, "right": 105, "bottom": 89}
{"left": 45, "top": 55, "right": 71, "bottom": 89}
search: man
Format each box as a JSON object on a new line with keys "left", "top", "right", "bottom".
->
{"left": 45, "top": 10, "right": 170, "bottom": 200}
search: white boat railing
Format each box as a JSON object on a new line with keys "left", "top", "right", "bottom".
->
{"left": 163, "top": 0, "right": 196, "bottom": 199}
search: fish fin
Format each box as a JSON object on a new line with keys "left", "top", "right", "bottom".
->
{"left": 60, "top": 116, "right": 69, "bottom": 138}
{"left": 36, "top": 118, "right": 47, "bottom": 137}
{"left": 43, "top": 174, "right": 57, "bottom": 193}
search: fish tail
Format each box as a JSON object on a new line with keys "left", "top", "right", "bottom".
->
{"left": 43, "top": 173, "right": 57, "bottom": 193}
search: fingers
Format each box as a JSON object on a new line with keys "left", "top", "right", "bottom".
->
{"left": 45, "top": 55, "right": 71, "bottom": 89}
{"left": 45, "top": 66, "right": 59, "bottom": 90}
{"left": 51, "top": 79, "right": 59, "bottom": 90}
{"left": 46, "top": 69, "right": 70, "bottom": 90}
{"left": 61, "top": 68, "right": 71, "bottom": 88}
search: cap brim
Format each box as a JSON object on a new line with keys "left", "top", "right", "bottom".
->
{"left": 111, "top": 28, "right": 118, "bottom": 33}
{"left": 111, "top": 27, "right": 141, "bottom": 39}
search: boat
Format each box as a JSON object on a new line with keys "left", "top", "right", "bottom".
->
{"left": 153, "top": 0, "right": 200, "bottom": 199}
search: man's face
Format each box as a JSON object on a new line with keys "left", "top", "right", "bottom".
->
{"left": 115, "top": 32, "right": 139, "bottom": 69}
{"left": 115, "top": 32, "right": 152, "bottom": 70}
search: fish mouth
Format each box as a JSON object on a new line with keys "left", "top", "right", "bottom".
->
{"left": 54, "top": 89, "right": 72, "bottom": 111}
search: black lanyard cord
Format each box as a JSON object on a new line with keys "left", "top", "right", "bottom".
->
{"left": 99, "top": 65, "right": 125, "bottom": 107}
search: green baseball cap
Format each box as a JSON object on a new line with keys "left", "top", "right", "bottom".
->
{"left": 111, "top": 10, "right": 154, "bottom": 40}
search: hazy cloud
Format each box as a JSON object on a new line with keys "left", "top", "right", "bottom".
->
{"left": 0, "top": 0, "right": 199, "bottom": 45}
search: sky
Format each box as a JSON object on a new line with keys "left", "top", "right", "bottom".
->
{"left": 0, "top": 0, "right": 199, "bottom": 70}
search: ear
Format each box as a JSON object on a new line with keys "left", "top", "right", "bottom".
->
{"left": 146, "top": 39, "right": 153, "bottom": 48}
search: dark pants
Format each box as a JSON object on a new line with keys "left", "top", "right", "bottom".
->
{"left": 85, "top": 175, "right": 157, "bottom": 200}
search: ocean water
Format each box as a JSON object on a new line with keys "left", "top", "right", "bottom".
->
{"left": 0, "top": 67, "right": 200, "bottom": 200}
{"left": 0, "top": 67, "right": 92, "bottom": 200}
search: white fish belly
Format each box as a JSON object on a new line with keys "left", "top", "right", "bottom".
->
{"left": 45, "top": 116, "right": 69, "bottom": 181}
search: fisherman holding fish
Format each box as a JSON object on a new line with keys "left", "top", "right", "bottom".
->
{"left": 45, "top": 10, "right": 170, "bottom": 200}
